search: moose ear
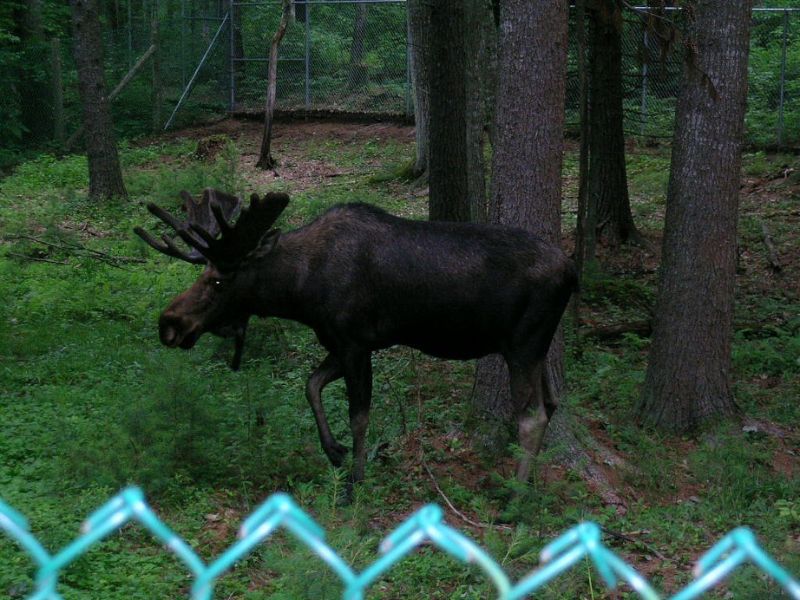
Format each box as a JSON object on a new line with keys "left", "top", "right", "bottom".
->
{"left": 256, "top": 229, "right": 281, "bottom": 256}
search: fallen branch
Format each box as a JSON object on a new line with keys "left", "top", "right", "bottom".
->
{"left": 65, "top": 44, "right": 157, "bottom": 149}
{"left": 422, "top": 460, "right": 510, "bottom": 531}
{"left": 7, "top": 252, "right": 68, "bottom": 265}
{"left": 580, "top": 320, "right": 652, "bottom": 341}
{"left": 601, "top": 526, "right": 667, "bottom": 561}
{"left": 6, "top": 234, "right": 146, "bottom": 268}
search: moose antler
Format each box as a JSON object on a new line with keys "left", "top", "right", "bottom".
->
{"left": 134, "top": 189, "right": 242, "bottom": 265}
{"left": 134, "top": 190, "right": 289, "bottom": 271}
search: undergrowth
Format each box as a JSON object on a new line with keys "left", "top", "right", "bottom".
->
{"left": 0, "top": 124, "right": 797, "bottom": 599}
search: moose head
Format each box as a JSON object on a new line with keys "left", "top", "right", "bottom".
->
{"left": 134, "top": 189, "right": 289, "bottom": 369}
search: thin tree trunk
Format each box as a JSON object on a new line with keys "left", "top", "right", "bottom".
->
{"left": 347, "top": 4, "right": 368, "bottom": 90}
{"left": 408, "top": 0, "right": 431, "bottom": 179}
{"left": 465, "top": 0, "right": 493, "bottom": 223}
{"left": 257, "top": 0, "right": 293, "bottom": 170}
{"left": 70, "top": 0, "right": 127, "bottom": 200}
{"left": 51, "top": 38, "right": 65, "bottom": 146}
{"left": 586, "top": 0, "right": 639, "bottom": 249}
{"left": 638, "top": 0, "right": 752, "bottom": 431}
{"left": 574, "top": 0, "right": 591, "bottom": 276}
{"left": 428, "top": 0, "right": 470, "bottom": 222}
{"left": 151, "top": 12, "right": 162, "bottom": 132}
{"left": 471, "top": 0, "right": 570, "bottom": 454}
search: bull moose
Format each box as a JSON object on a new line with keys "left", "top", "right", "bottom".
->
{"left": 135, "top": 189, "right": 577, "bottom": 488}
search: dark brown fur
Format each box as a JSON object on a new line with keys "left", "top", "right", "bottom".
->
{"left": 142, "top": 197, "right": 577, "bottom": 488}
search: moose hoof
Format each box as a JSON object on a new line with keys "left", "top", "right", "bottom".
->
{"left": 324, "top": 441, "right": 349, "bottom": 467}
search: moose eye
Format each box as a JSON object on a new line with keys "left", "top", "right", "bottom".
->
{"left": 211, "top": 278, "right": 226, "bottom": 289}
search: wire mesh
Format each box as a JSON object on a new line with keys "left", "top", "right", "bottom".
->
{"left": 1, "top": 486, "right": 798, "bottom": 599}
{"left": 5, "top": 3, "right": 800, "bottom": 155}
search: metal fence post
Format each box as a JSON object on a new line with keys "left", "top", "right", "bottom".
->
{"left": 777, "top": 8, "right": 788, "bottom": 147}
{"left": 229, "top": 0, "right": 236, "bottom": 111}
{"left": 305, "top": 1, "right": 312, "bottom": 110}
{"left": 405, "top": 3, "right": 412, "bottom": 118}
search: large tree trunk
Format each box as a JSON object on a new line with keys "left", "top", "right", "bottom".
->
{"left": 427, "top": 0, "right": 469, "bottom": 222}
{"left": 586, "top": 0, "right": 639, "bottom": 251}
{"left": 638, "top": 0, "right": 752, "bottom": 431}
{"left": 18, "top": 0, "right": 52, "bottom": 142}
{"left": 407, "top": 0, "right": 431, "bottom": 179}
{"left": 70, "top": 0, "right": 127, "bottom": 200}
{"left": 471, "top": 0, "right": 569, "bottom": 453}
{"left": 465, "top": 0, "right": 494, "bottom": 222}
{"left": 428, "top": 0, "right": 486, "bottom": 222}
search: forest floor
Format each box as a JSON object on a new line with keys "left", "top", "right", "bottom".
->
{"left": 0, "top": 118, "right": 798, "bottom": 599}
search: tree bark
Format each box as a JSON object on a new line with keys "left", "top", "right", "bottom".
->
{"left": 428, "top": 0, "right": 470, "bottom": 222}
{"left": 465, "top": 0, "right": 494, "bottom": 222}
{"left": 70, "top": 0, "right": 127, "bottom": 200}
{"left": 471, "top": 0, "right": 570, "bottom": 453}
{"left": 18, "top": 0, "right": 51, "bottom": 142}
{"left": 638, "top": 0, "right": 752, "bottom": 431}
{"left": 428, "top": 0, "right": 487, "bottom": 222}
{"left": 586, "top": 0, "right": 639, "bottom": 249}
{"left": 407, "top": 0, "right": 431, "bottom": 179}
{"left": 257, "top": 0, "right": 293, "bottom": 170}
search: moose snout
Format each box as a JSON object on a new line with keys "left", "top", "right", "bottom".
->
{"left": 158, "top": 313, "right": 198, "bottom": 349}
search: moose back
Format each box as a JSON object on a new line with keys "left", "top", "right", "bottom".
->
{"left": 135, "top": 190, "right": 577, "bottom": 487}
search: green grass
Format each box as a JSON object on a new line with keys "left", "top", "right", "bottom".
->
{"left": 0, "top": 125, "right": 798, "bottom": 599}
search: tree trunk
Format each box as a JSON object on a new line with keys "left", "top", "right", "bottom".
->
{"left": 18, "top": 0, "right": 52, "bottom": 142}
{"left": 70, "top": 0, "right": 127, "bottom": 200}
{"left": 428, "top": 0, "right": 469, "bottom": 221}
{"left": 151, "top": 13, "right": 162, "bottom": 132}
{"left": 257, "top": 0, "right": 293, "bottom": 170}
{"left": 407, "top": 0, "right": 431, "bottom": 179}
{"left": 586, "top": 0, "right": 639, "bottom": 250}
{"left": 232, "top": 0, "right": 245, "bottom": 91}
{"left": 464, "top": 0, "right": 493, "bottom": 223}
{"left": 471, "top": 0, "right": 569, "bottom": 452}
{"left": 638, "top": 0, "right": 752, "bottom": 431}
{"left": 347, "top": 4, "right": 368, "bottom": 90}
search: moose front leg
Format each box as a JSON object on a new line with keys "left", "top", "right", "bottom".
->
{"left": 305, "top": 354, "right": 348, "bottom": 467}
{"left": 342, "top": 351, "right": 373, "bottom": 490}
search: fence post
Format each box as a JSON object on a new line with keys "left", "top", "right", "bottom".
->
{"left": 405, "top": 3, "right": 412, "bottom": 118}
{"left": 229, "top": 0, "right": 236, "bottom": 111}
{"left": 305, "top": 1, "right": 312, "bottom": 109}
{"left": 777, "top": 9, "right": 788, "bottom": 147}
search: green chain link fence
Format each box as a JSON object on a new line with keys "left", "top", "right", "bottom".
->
{"left": 1, "top": 487, "right": 798, "bottom": 599}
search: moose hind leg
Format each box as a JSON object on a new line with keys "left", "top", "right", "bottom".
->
{"left": 343, "top": 351, "right": 373, "bottom": 489}
{"left": 510, "top": 361, "right": 550, "bottom": 483}
{"left": 306, "top": 354, "right": 348, "bottom": 467}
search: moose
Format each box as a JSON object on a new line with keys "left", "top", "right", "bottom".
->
{"left": 135, "top": 189, "right": 577, "bottom": 488}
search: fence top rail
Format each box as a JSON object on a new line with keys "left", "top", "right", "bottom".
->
{"left": 626, "top": 5, "right": 800, "bottom": 12}
{"left": 232, "top": 0, "right": 407, "bottom": 6}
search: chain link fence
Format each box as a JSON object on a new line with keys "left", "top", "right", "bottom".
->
{"left": 6, "top": 3, "right": 800, "bottom": 159}
{"left": 565, "top": 6, "right": 800, "bottom": 147}
{"left": 2, "top": 486, "right": 799, "bottom": 599}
